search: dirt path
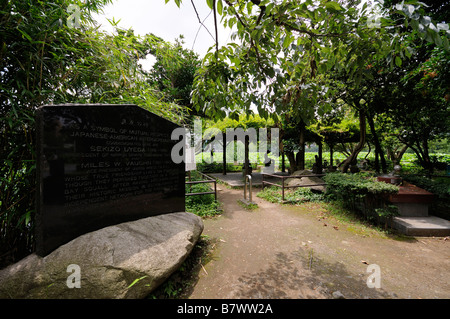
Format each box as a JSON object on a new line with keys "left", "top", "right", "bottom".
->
{"left": 187, "top": 184, "right": 450, "bottom": 299}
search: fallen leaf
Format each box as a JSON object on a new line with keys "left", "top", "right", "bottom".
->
{"left": 333, "top": 226, "right": 339, "bottom": 230}
{"left": 361, "top": 260, "right": 369, "bottom": 265}
{"left": 323, "top": 223, "right": 327, "bottom": 227}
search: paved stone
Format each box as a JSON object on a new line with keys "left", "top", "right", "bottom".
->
{"left": 393, "top": 216, "right": 450, "bottom": 237}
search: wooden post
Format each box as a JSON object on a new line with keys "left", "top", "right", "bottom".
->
{"left": 318, "top": 140, "right": 323, "bottom": 174}
{"left": 222, "top": 132, "right": 226, "bottom": 175}
{"left": 244, "top": 135, "right": 250, "bottom": 176}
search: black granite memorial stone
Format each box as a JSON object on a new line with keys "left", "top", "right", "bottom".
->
{"left": 36, "top": 104, "right": 185, "bottom": 256}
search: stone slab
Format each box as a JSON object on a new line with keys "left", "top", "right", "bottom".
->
{"left": 394, "top": 202, "right": 429, "bottom": 217}
{"left": 393, "top": 216, "right": 450, "bottom": 237}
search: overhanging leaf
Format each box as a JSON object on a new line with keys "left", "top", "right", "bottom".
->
{"left": 324, "top": 1, "right": 342, "bottom": 11}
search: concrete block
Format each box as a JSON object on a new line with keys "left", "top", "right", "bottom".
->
{"left": 393, "top": 216, "right": 450, "bottom": 237}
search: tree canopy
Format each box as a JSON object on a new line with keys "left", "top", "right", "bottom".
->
{"left": 167, "top": 0, "right": 449, "bottom": 173}
{"left": 168, "top": 0, "right": 449, "bottom": 123}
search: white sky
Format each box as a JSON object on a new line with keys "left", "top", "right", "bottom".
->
{"left": 92, "top": 0, "right": 233, "bottom": 69}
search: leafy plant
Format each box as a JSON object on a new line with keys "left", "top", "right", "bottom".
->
{"left": 238, "top": 200, "right": 258, "bottom": 210}
{"left": 323, "top": 172, "right": 399, "bottom": 223}
{"left": 257, "top": 186, "right": 325, "bottom": 204}
{"left": 185, "top": 182, "right": 221, "bottom": 218}
{"left": 375, "top": 205, "right": 399, "bottom": 229}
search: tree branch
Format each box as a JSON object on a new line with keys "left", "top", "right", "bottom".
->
{"left": 190, "top": 0, "right": 216, "bottom": 42}
{"left": 213, "top": 0, "right": 219, "bottom": 53}
{"left": 224, "top": 0, "right": 248, "bottom": 28}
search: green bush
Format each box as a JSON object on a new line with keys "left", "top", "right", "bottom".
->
{"left": 196, "top": 162, "right": 243, "bottom": 173}
{"left": 257, "top": 186, "right": 324, "bottom": 204}
{"left": 323, "top": 172, "right": 399, "bottom": 223}
{"left": 323, "top": 172, "right": 399, "bottom": 197}
{"left": 185, "top": 183, "right": 221, "bottom": 218}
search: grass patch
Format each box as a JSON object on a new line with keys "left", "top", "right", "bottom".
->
{"left": 186, "top": 173, "right": 222, "bottom": 218}
{"left": 257, "top": 186, "right": 325, "bottom": 204}
{"left": 238, "top": 199, "right": 258, "bottom": 210}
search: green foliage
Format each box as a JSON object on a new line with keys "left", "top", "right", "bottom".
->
{"left": 169, "top": 0, "right": 449, "bottom": 122}
{"left": 238, "top": 200, "right": 258, "bottom": 211}
{"left": 402, "top": 175, "right": 450, "bottom": 200}
{"left": 185, "top": 182, "right": 221, "bottom": 217}
{"left": 148, "top": 36, "right": 201, "bottom": 114}
{"left": 323, "top": 172, "right": 399, "bottom": 224}
{"left": 324, "top": 172, "right": 399, "bottom": 197}
{"left": 257, "top": 186, "right": 324, "bottom": 204}
{"left": 203, "top": 113, "right": 275, "bottom": 132}
{"left": 375, "top": 205, "right": 399, "bottom": 219}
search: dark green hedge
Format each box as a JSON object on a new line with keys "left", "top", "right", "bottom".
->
{"left": 323, "top": 172, "right": 399, "bottom": 224}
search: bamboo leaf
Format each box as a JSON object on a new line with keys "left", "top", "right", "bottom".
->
{"left": 127, "top": 276, "right": 148, "bottom": 289}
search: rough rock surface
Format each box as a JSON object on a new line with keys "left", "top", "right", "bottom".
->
{"left": 0, "top": 212, "right": 203, "bottom": 299}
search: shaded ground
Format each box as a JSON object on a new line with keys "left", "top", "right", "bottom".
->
{"left": 187, "top": 184, "right": 450, "bottom": 299}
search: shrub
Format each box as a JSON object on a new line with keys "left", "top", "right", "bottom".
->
{"left": 257, "top": 186, "right": 324, "bottom": 204}
{"left": 323, "top": 172, "right": 399, "bottom": 223}
{"left": 185, "top": 182, "right": 221, "bottom": 218}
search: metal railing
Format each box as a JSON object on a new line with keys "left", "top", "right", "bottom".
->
{"left": 185, "top": 171, "right": 217, "bottom": 201}
{"left": 261, "top": 173, "right": 326, "bottom": 202}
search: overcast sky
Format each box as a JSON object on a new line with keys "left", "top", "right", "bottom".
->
{"left": 92, "top": 0, "right": 232, "bottom": 69}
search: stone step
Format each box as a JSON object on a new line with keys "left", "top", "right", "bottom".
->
{"left": 393, "top": 216, "right": 450, "bottom": 237}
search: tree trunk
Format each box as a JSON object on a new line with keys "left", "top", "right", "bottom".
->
{"left": 317, "top": 140, "right": 323, "bottom": 174}
{"left": 286, "top": 151, "right": 297, "bottom": 174}
{"left": 244, "top": 135, "right": 250, "bottom": 176}
{"left": 367, "top": 114, "right": 387, "bottom": 173}
{"left": 329, "top": 144, "right": 334, "bottom": 167}
{"left": 393, "top": 145, "right": 408, "bottom": 166}
{"left": 298, "top": 121, "right": 306, "bottom": 170}
{"left": 421, "top": 139, "right": 433, "bottom": 173}
{"left": 342, "top": 110, "right": 366, "bottom": 173}
{"left": 222, "top": 132, "right": 226, "bottom": 175}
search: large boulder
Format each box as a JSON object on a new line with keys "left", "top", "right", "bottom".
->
{"left": 0, "top": 212, "right": 203, "bottom": 299}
